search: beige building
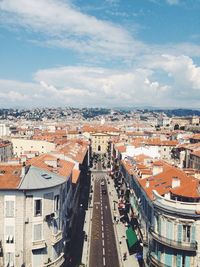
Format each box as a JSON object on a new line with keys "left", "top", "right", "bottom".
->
{"left": 91, "top": 132, "right": 118, "bottom": 154}
{"left": 11, "top": 138, "right": 56, "bottom": 157}
{"left": 0, "top": 164, "right": 66, "bottom": 267}
{"left": 0, "top": 141, "right": 13, "bottom": 162}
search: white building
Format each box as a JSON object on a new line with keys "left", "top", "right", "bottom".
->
{"left": 0, "top": 124, "right": 9, "bottom": 137}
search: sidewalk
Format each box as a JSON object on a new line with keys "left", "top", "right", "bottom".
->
{"left": 81, "top": 176, "right": 95, "bottom": 267}
{"left": 107, "top": 174, "right": 140, "bottom": 267}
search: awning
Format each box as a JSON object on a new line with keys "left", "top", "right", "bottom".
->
{"left": 126, "top": 227, "right": 138, "bottom": 248}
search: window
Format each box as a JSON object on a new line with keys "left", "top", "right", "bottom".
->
{"left": 33, "top": 224, "right": 42, "bottom": 241}
{"left": 182, "top": 255, "right": 185, "bottom": 267}
{"left": 34, "top": 199, "right": 42, "bottom": 216}
{"left": 5, "top": 201, "right": 14, "bottom": 217}
{"left": 52, "top": 219, "right": 59, "bottom": 234}
{"left": 183, "top": 225, "right": 191, "bottom": 242}
{"left": 54, "top": 195, "right": 60, "bottom": 212}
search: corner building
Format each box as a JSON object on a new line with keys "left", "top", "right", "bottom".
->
{"left": 0, "top": 156, "right": 79, "bottom": 267}
{"left": 115, "top": 157, "right": 200, "bottom": 267}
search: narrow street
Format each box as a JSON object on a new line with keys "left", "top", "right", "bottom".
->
{"left": 89, "top": 159, "right": 120, "bottom": 267}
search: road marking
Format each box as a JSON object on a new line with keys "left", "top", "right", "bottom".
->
{"left": 102, "top": 225, "right": 104, "bottom": 231}
{"left": 102, "top": 239, "right": 104, "bottom": 246}
{"left": 94, "top": 202, "right": 101, "bottom": 205}
{"left": 105, "top": 205, "right": 107, "bottom": 210}
{"left": 102, "top": 232, "right": 104, "bottom": 239}
{"left": 103, "top": 256, "right": 106, "bottom": 266}
{"left": 101, "top": 216, "right": 103, "bottom": 220}
{"left": 96, "top": 206, "right": 98, "bottom": 209}
{"left": 103, "top": 247, "right": 105, "bottom": 256}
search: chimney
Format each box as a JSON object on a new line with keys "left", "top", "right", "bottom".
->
{"left": 146, "top": 179, "right": 150, "bottom": 188}
{"left": 21, "top": 163, "right": 26, "bottom": 177}
{"left": 172, "top": 177, "right": 180, "bottom": 188}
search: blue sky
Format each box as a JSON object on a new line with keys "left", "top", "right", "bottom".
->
{"left": 0, "top": 0, "right": 200, "bottom": 108}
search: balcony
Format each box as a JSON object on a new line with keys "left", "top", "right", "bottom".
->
{"left": 43, "top": 252, "right": 65, "bottom": 267}
{"left": 150, "top": 228, "right": 197, "bottom": 252}
{"left": 32, "top": 239, "right": 46, "bottom": 250}
{"left": 148, "top": 253, "right": 171, "bottom": 267}
{"left": 51, "top": 230, "right": 62, "bottom": 245}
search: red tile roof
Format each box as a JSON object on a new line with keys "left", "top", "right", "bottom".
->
{"left": 27, "top": 154, "right": 74, "bottom": 178}
{"left": 0, "top": 164, "right": 22, "bottom": 189}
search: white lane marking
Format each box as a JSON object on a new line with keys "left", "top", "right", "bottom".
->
{"left": 102, "top": 232, "right": 104, "bottom": 239}
{"left": 96, "top": 206, "right": 98, "bottom": 209}
{"left": 103, "top": 247, "right": 105, "bottom": 256}
{"left": 102, "top": 239, "right": 104, "bottom": 247}
{"left": 105, "top": 205, "right": 107, "bottom": 210}
{"left": 101, "top": 216, "right": 103, "bottom": 220}
{"left": 103, "top": 256, "right": 106, "bottom": 266}
{"left": 102, "top": 225, "right": 104, "bottom": 231}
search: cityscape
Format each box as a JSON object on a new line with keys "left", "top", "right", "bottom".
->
{"left": 1, "top": 0, "right": 200, "bottom": 267}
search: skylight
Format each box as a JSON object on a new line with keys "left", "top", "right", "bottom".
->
{"left": 41, "top": 173, "right": 52, "bottom": 179}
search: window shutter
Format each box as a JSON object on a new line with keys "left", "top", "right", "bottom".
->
{"left": 177, "top": 224, "right": 182, "bottom": 242}
{"left": 33, "top": 224, "right": 42, "bottom": 241}
{"left": 158, "top": 216, "right": 161, "bottom": 235}
{"left": 5, "top": 201, "right": 14, "bottom": 217}
{"left": 167, "top": 221, "right": 173, "bottom": 240}
{"left": 176, "top": 254, "right": 182, "bottom": 267}
{"left": 185, "top": 256, "right": 190, "bottom": 267}
{"left": 32, "top": 251, "right": 42, "bottom": 267}
{"left": 191, "top": 225, "right": 195, "bottom": 243}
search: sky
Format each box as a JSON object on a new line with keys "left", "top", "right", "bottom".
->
{"left": 0, "top": 0, "right": 200, "bottom": 108}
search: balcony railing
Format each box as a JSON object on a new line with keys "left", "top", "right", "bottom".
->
{"left": 51, "top": 230, "right": 62, "bottom": 245}
{"left": 32, "top": 239, "right": 46, "bottom": 250}
{"left": 148, "top": 253, "right": 171, "bottom": 267}
{"left": 150, "top": 227, "right": 197, "bottom": 252}
{"left": 43, "top": 252, "right": 65, "bottom": 267}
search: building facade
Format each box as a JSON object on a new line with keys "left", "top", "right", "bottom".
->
{"left": 113, "top": 155, "right": 200, "bottom": 267}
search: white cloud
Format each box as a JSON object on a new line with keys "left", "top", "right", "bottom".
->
{"left": 0, "top": 0, "right": 144, "bottom": 59}
{"left": 1, "top": 61, "right": 200, "bottom": 108}
{"left": 0, "top": 0, "right": 200, "bottom": 109}
{"left": 143, "top": 54, "right": 200, "bottom": 90}
{"left": 0, "top": 0, "right": 200, "bottom": 62}
{"left": 166, "top": 0, "right": 180, "bottom": 5}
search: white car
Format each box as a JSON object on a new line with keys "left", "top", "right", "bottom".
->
{"left": 101, "top": 180, "right": 105, "bottom": 186}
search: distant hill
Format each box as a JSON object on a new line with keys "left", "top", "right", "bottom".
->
{"left": 152, "top": 109, "right": 200, "bottom": 117}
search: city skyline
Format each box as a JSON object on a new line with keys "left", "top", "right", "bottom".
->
{"left": 0, "top": 0, "right": 200, "bottom": 108}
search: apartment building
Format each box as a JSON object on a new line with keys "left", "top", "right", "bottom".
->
{"left": 82, "top": 125, "right": 120, "bottom": 154}
{"left": 0, "top": 165, "right": 65, "bottom": 267}
{"left": 0, "top": 149, "right": 83, "bottom": 267}
{"left": 113, "top": 155, "right": 200, "bottom": 267}
{"left": 11, "top": 138, "right": 56, "bottom": 157}
{"left": 0, "top": 141, "right": 13, "bottom": 162}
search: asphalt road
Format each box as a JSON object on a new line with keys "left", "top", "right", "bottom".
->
{"left": 89, "top": 171, "right": 120, "bottom": 267}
